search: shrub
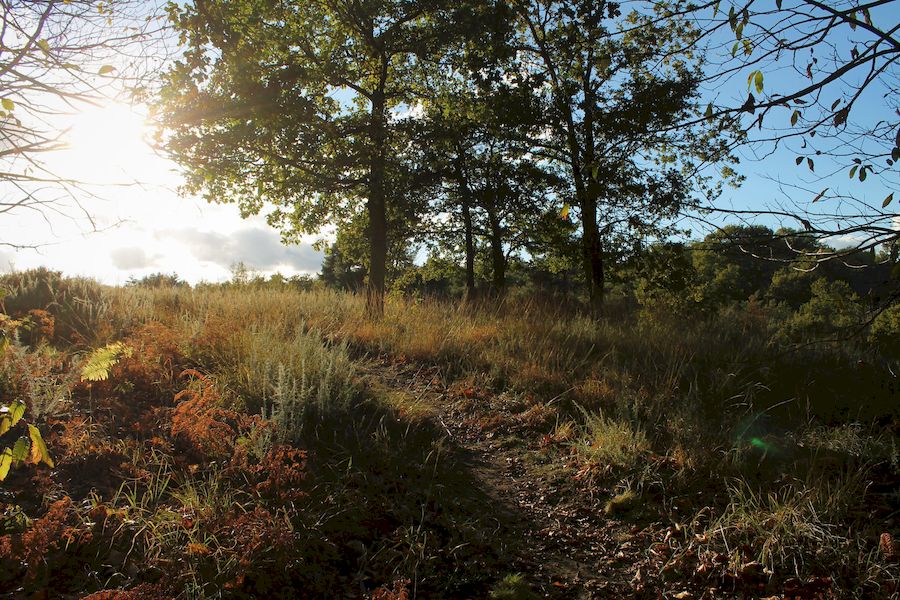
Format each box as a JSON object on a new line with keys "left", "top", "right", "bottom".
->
{"left": 766, "top": 266, "right": 819, "bottom": 309}
{"left": 869, "top": 303, "right": 900, "bottom": 359}
{"left": 0, "top": 268, "right": 109, "bottom": 344}
{"left": 774, "top": 278, "right": 864, "bottom": 343}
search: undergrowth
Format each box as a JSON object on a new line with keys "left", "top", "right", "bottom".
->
{"left": 0, "top": 277, "right": 896, "bottom": 598}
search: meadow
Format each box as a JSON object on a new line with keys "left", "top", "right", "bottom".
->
{"left": 0, "top": 269, "right": 897, "bottom": 598}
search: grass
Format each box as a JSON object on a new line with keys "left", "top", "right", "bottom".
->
{"left": 0, "top": 277, "right": 897, "bottom": 598}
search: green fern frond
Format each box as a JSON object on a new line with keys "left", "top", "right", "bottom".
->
{"left": 80, "top": 341, "right": 132, "bottom": 382}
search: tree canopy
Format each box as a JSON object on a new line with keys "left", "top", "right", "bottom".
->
{"left": 157, "top": 0, "right": 897, "bottom": 316}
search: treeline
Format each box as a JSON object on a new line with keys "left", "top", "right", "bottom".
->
{"left": 323, "top": 224, "right": 896, "bottom": 305}
{"left": 115, "top": 222, "right": 900, "bottom": 358}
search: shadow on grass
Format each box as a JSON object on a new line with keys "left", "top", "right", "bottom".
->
{"left": 294, "top": 392, "right": 529, "bottom": 598}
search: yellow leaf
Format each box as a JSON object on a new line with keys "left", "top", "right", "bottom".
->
{"left": 0, "top": 448, "right": 12, "bottom": 480}
{"left": 27, "top": 424, "right": 53, "bottom": 468}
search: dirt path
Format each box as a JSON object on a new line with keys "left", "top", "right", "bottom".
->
{"left": 356, "top": 357, "right": 669, "bottom": 599}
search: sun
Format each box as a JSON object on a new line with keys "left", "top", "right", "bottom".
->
{"left": 61, "top": 101, "right": 154, "bottom": 182}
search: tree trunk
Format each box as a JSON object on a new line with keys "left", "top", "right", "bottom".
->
{"left": 579, "top": 61, "right": 604, "bottom": 309}
{"left": 580, "top": 196, "right": 604, "bottom": 307}
{"left": 454, "top": 156, "right": 477, "bottom": 300}
{"left": 366, "top": 88, "right": 388, "bottom": 319}
{"left": 559, "top": 93, "right": 604, "bottom": 309}
{"left": 486, "top": 203, "right": 506, "bottom": 295}
{"left": 462, "top": 198, "right": 477, "bottom": 299}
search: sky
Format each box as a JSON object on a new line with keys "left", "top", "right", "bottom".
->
{"left": 0, "top": 1, "right": 896, "bottom": 285}
{"left": 0, "top": 102, "right": 324, "bottom": 285}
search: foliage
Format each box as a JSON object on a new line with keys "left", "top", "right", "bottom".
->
{"left": 488, "top": 573, "right": 540, "bottom": 600}
{"left": 766, "top": 266, "right": 821, "bottom": 310}
{"left": 158, "top": 0, "right": 499, "bottom": 314}
{"left": 126, "top": 273, "right": 189, "bottom": 289}
{"left": 775, "top": 279, "right": 866, "bottom": 343}
{"left": 869, "top": 303, "right": 900, "bottom": 360}
{"left": 511, "top": 0, "right": 736, "bottom": 304}
{"left": 80, "top": 342, "right": 133, "bottom": 382}
{"left": 0, "top": 399, "right": 53, "bottom": 481}
{"left": 0, "top": 269, "right": 109, "bottom": 344}
{"left": 0, "top": 275, "right": 895, "bottom": 598}
{"left": 632, "top": 242, "right": 701, "bottom": 317}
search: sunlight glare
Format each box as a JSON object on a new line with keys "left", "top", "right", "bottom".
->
{"left": 63, "top": 102, "right": 153, "bottom": 181}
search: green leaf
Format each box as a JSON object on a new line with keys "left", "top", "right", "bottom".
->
{"left": 11, "top": 437, "right": 29, "bottom": 464}
{"left": 597, "top": 55, "right": 611, "bottom": 72}
{"left": 859, "top": 167, "right": 866, "bottom": 181}
{"left": 713, "top": 1, "right": 719, "bottom": 17}
{"left": 560, "top": 203, "right": 570, "bottom": 220}
{"left": 884, "top": 193, "right": 894, "bottom": 208}
{"left": 891, "top": 147, "right": 899, "bottom": 162}
{"left": 704, "top": 103, "right": 714, "bottom": 119}
{"left": 0, "top": 401, "right": 25, "bottom": 435}
{"left": 731, "top": 41, "right": 739, "bottom": 58}
{"left": 743, "top": 39, "right": 752, "bottom": 55}
{"left": 790, "top": 110, "right": 800, "bottom": 126}
{"left": 36, "top": 39, "right": 50, "bottom": 53}
{"left": 812, "top": 188, "right": 828, "bottom": 203}
{"left": 8, "top": 400, "right": 25, "bottom": 428}
{"left": 1, "top": 98, "right": 13, "bottom": 111}
{"left": 754, "top": 71, "right": 764, "bottom": 94}
{"left": 98, "top": 65, "right": 116, "bottom": 76}
{"left": 27, "top": 424, "right": 53, "bottom": 468}
{"left": 849, "top": 165, "right": 858, "bottom": 179}
{"left": 0, "top": 448, "right": 11, "bottom": 481}
{"left": 80, "top": 342, "right": 131, "bottom": 382}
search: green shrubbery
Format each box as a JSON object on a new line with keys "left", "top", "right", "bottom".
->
{"left": 870, "top": 303, "right": 900, "bottom": 359}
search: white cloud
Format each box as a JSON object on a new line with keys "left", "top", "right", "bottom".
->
{"left": 110, "top": 246, "right": 157, "bottom": 270}
{"left": 160, "top": 226, "right": 323, "bottom": 274}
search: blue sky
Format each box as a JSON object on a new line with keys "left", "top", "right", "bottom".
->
{"left": 689, "top": 0, "right": 898, "bottom": 244}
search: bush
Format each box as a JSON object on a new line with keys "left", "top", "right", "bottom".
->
{"left": 774, "top": 279, "right": 864, "bottom": 343}
{"left": 0, "top": 268, "right": 108, "bottom": 344}
{"left": 869, "top": 303, "right": 900, "bottom": 359}
{"left": 766, "top": 266, "right": 819, "bottom": 309}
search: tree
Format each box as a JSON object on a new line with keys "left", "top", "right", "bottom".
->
{"left": 421, "top": 73, "right": 562, "bottom": 298}
{"left": 158, "top": 0, "right": 497, "bottom": 317}
{"left": 512, "top": 0, "right": 732, "bottom": 307}
{"left": 0, "top": 0, "right": 167, "bottom": 246}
